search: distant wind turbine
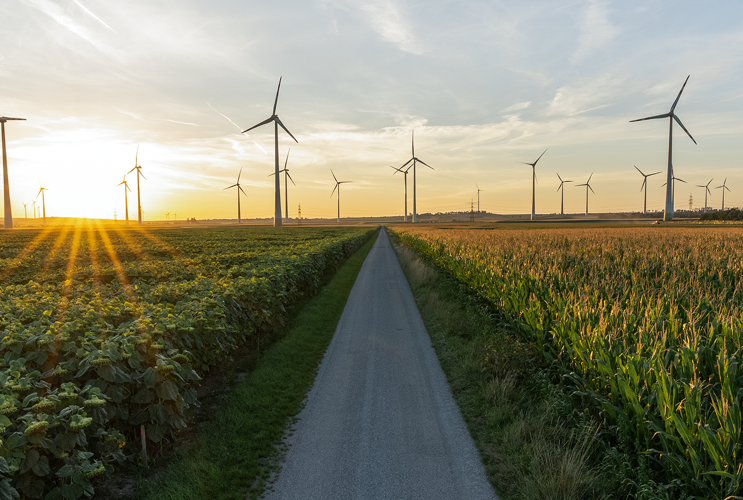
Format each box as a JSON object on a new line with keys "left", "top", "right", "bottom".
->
{"left": 630, "top": 76, "right": 697, "bottom": 221}
{"left": 224, "top": 167, "right": 247, "bottom": 223}
{"left": 576, "top": 173, "right": 594, "bottom": 215}
{"left": 268, "top": 148, "right": 295, "bottom": 223}
{"left": 519, "top": 149, "right": 546, "bottom": 220}
{"left": 556, "top": 173, "right": 572, "bottom": 216}
{"left": 476, "top": 184, "right": 483, "bottom": 213}
{"left": 117, "top": 174, "right": 132, "bottom": 225}
{"left": 32, "top": 200, "right": 37, "bottom": 219}
{"left": 330, "top": 170, "right": 351, "bottom": 223}
{"left": 22, "top": 202, "right": 27, "bottom": 219}
{"left": 242, "top": 77, "right": 298, "bottom": 227}
{"left": 1, "top": 116, "right": 26, "bottom": 229}
{"left": 398, "top": 130, "right": 433, "bottom": 223}
{"left": 37, "top": 186, "right": 48, "bottom": 225}
{"left": 716, "top": 178, "right": 731, "bottom": 210}
{"left": 696, "top": 178, "right": 713, "bottom": 212}
{"left": 165, "top": 211, "right": 170, "bottom": 221}
{"left": 127, "top": 146, "right": 147, "bottom": 226}
{"left": 635, "top": 166, "right": 662, "bottom": 214}
{"left": 390, "top": 165, "right": 411, "bottom": 222}
{"left": 660, "top": 172, "right": 686, "bottom": 209}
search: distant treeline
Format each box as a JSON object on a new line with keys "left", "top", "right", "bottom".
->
{"left": 699, "top": 208, "right": 743, "bottom": 221}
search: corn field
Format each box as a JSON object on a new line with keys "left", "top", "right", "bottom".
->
{"left": 391, "top": 226, "right": 743, "bottom": 498}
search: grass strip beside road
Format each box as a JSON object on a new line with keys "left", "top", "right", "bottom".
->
{"left": 134, "top": 228, "right": 379, "bottom": 500}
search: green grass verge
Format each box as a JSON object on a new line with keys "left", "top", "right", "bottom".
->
{"left": 389, "top": 234, "right": 612, "bottom": 500}
{"left": 133, "top": 228, "right": 379, "bottom": 500}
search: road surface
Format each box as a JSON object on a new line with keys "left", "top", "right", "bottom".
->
{"left": 265, "top": 227, "right": 497, "bottom": 500}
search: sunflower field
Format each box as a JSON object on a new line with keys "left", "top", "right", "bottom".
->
{"left": 0, "top": 225, "right": 375, "bottom": 499}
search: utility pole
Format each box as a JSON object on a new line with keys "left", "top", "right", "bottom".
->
{"left": 469, "top": 200, "right": 475, "bottom": 222}
{"left": 298, "top": 203, "right": 302, "bottom": 226}
{"left": 689, "top": 194, "right": 693, "bottom": 211}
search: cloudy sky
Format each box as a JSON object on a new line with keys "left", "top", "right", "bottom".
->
{"left": 1, "top": 0, "right": 742, "bottom": 220}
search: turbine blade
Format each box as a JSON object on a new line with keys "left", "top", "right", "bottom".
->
{"left": 411, "top": 130, "right": 415, "bottom": 157}
{"left": 556, "top": 172, "right": 563, "bottom": 182}
{"left": 275, "top": 116, "right": 298, "bottom": 143}
{"left": 589, "top": 185, "right": 595, "bottom": 194}
{"left": 649, "top": 171, "right": 662, "bottom": 176}
{"left": 391, "top": 166, "right": 403, "bottom": 174}
{"left": 135, "top": 145, "right": 139, "bottom": 169}
{"left": 273, "top": 77, "right": 282, "bottom": 115}
{"left": 629, "top": 113, "right": 670, "bottom": 122}
{"left": 670, "top": 75, "right": 690, "bottom": 113}
{"left": 239, "top": 185, "right": 247, "bottom": 196}
{"left": 284, "top": 147, "right": 291, "bottom": 169}
{"left": 330, "top": 183, "right": 338, "bottom": 198}
{"left": 725, "top": 186, "right": 731, "bottom": 192}
{"left": 400, "top": 158, "right": 413, "bottom": 169}
{"left": 673, "top": 115, "right": 697, "bottom": 145}
{"left": 676, "top": 178, "right": 687, "bottom": 184}
{"left": 224, "top": 184, "right": 237, "bottom": 190}
{"left": 661, "top": 182, "right": 667, "bottom": 187}
{"left": 140, "top": 171, "right": 147, "bottom": 181}
{"left": 634, "top": 165, "right": 645, "bottom": 176}
{"left": 588, "top": 172, "right": 593, "bottom": 183}
{"left": 417, "top": 158, "right": 433, "bottom": 170}
{"left": 641, "top": 178, "right": 647, "bottom": 191}
{"left": 242, "top": 116, "right": 274, "bottom": 133}
{"left": 237, "top": 167, "right": 243, "bottom": 182}
{"left": 127, "top": 185, "right": 132, "bottom": 192}
{"left": 287, "top": 172, "right": 296, "bottom": 186}
{"left": 331, "top": 169, "right": 338, "bottom": 183}
{"left": 117, "top": 181, "right": 125, "bottom": 186}
{"left": 556, "top": 184, "right": 562, "bottom": 193}
{"left": 127, "top": 167, "right": 137, "bottom": 175}
{"left": 533, "top": 149, "right": 547, "bottom": 166}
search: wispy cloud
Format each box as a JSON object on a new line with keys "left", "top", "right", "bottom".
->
{"left": 571, "top": 0, "right": 618, "bottom": 63}
{"left": 71, "top": 0, "right": 116, "bottom": 33}
{"left": 18, "top": 0, "right": 121, "bottom": 58}
{"left": 160, "top": 119, "right": 199, "bottom": 127}
{"left": 207, "top": 102, "right": 267, "bottom": 155}
{"left": 501, "top": 101, "right": 531, "bottom": 113}
{"left": 348, "top": 0, "right": 424, "bottom": 55}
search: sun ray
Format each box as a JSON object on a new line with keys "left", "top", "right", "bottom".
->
{"left": 0, "top": 227, "right": 56, "bottom": 282}
{"left": 132, "top": 227, "right": 183, "bottom": 258}
{"left": 40, "top": 226, "right": 73, "bottom": 276}
{"left": 85, "top": 224, "right": 103, "bottom": 310}
{"left": 94, "top": 220, "right": 136, "bottom": 303}
{"left": 60, "top": 220, "right": 84, "bottom": 303}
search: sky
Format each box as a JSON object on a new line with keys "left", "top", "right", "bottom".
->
{"left": 1, "top": 0, "right": 742, "bottom": 220}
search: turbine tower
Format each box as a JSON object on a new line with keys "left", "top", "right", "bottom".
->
{"left": 390, "top": 165, "right": 411, "bottom": 222}
{"left": 242, "top": 77, "right": 298, "bottom": 227}
{"left": 37, "top": 187, "right": 48, "bottom": 225}
{"left": 117, "top": 174, "right": 132, "bottom": 225}
{"left": 224, "top": 167, "right": 247, "bottom": 223}
{"left": 696, "top": 178, "right": 713, "bottom": 212}
{"left": 476, "top": 184, "right": 483, "bottom": 213}
{"left": 519, "top": 149, "right": 546, "bottom": 220}
{"left": 1, "top": 116, "right": 26, "bottom": 229}
{"left": 556, "top": 173, "right": 572, "bottom": 216}
{"left": 128, "top": 147, "right": 147, "bottom": 226}
{"left": 630, "top": 76, "right": 697, "bottom": 221}
{"left": 330, "top": 170, "right": 351, "bottom": 223}
{"left": 268, "top": 148, "right": 295, "bottom": 223}
{"left": 398, "top": 130, "right": 433, "bottom": 223}
{"left": 635, "top": 166, "right": 661, "bottom": 214}
{"left": 661, "top": 173, "right": 686, "bottom": 209}
{"left": 22, "top": 202, "right": 27, "bottom": 219}
{"left": 716, "top": 178, "right": 731, "bottom": 210}
{"left": 576, "top": 173, "right": 594, "bottom": 216}
{"left": 32, "top": 200, "right": 36, "bottom": 219}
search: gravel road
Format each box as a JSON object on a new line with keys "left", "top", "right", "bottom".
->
{"left": 264, "top": 227, "right": 497, "bottom": 500}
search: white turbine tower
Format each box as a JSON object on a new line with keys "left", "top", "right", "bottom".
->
{"left": 330, "top": 170, "right": 351, "bottom": 223}
{"left": 268, "top": 148, "right": 295, "bottom": 223}
{"left": 224, "top": 167, "right": 247, "bottom": 223}
{"left": 575, "top": 173, "right": 594, "bottom": 216}
{"left": 716, "top": 178, "right": 731, "bottom": 210}
{"left": 556, "top": 173, "right": 572, "bottom": 216}
{"left": 696, "top": 178, "right": 713, "bottom": 212}
{"left": 661, "top": 173, "right": 687, "bottom": 210}
{"left": 1, "top": 116, "right": 26, "bottom": 229}
{"left": 242, "top": 77, "right": 298, "bottom": 227}
{"left": 635, "top": 166, "right": 662, "bottom": 214}
{"left": 398, "top": 130, "right": 433, "bottom": 223}
{"left": 519, "top": 150, "right": 546, "bottom": 220}
{"left": 390, "top": 165, "right": 411, "bottom": 222}
{"left": 476, "top": 184, "right": 483, "bottom": 213}
{"left": 630, "top": 76, "right": 697, "bottom": 221}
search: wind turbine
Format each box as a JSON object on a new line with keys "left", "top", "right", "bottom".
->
{"left": 330, "top": 170, "right": 351, "bottom": 223}
{"left": 716, "top": 178, "right": 731, "bottom": 210}
{"left": 398, "top": 130, "right": 433, "bottom": 223}
{"left": 519, "top": 149, "right": 546, "bottom": 220}
{"left": 37, "top": 187, "right": 48, "bottom": 225}
{"left": 22, "top": 202, "right": 27, "bottom": 219}
{"left": 127, "top": 146, "right": 147, "bottom": 226}
{"left": 576, "top": 173, "right": 594, "bottom": 216}
{"left": 661, "top": 173, "right": 686, "bottom": 209}
{"left": 696, "top": 178, "right": 713, "bottom": 212}
{"left": 476, "top": 184, "right": 483, "bottom": 213}
{"left": 32, "top": 200, "right": 36, "bottom": 219}
{"left": 390, "top": 165, "right": 411, "bottom": 222}
{"left": 242, "top": 77, "right": 298, "bottom": 227}
{"left": 635, "top": 166, "right": 662, "bottom": 214}
{"left": 224, "top": 167, "right": 247, "bottom": 223}
{"left": 165, "top": 211, "right": 170, "bottom": 221}
{"left": 556, "top": 173, "right": 572, "bottom": 216}
{"left": 268, "top": 148, "right": 295, "bottom": 223}
{"left": 117, "top": 174, "right": 132, "bottom": 225}
{"left": 630, "top": 76, "right": 697, "bottom": 221}
{"left": 1, "top": 116, "right": 26, "bottom": 229}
